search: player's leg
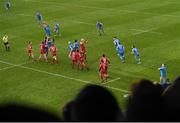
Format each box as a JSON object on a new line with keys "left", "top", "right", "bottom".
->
{"left": 43, "top": 54, "right": 48, "bottom": 62}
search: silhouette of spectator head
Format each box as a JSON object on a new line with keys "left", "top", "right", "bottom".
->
{"left": 70, "top": 84, "right": 123, "bottom": 121}
{"left": 162, "top": 76, "right": 180, "bottom": 121}
{"left": 126, "top": 79, "right": 163, "bottom": 121}
{"left": 0, "top": 103, "right": 61, "bottom": 122}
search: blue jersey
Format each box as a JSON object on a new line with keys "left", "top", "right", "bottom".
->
{"left": 114, "top": 38, "right": 120, "bottom": 47}
{"left": 117, "top": 44, "right": 124, "bottom": 54}
{"left": 36, "top": 13, "right": 42, "bottom": 21}
{"left": 54, "top": 23, "right": 60, "bottom": 31}
{"left": 159, "top": 66, "right": 166, "bottom": 78}
{"left": 73, "top": 41, "right": 79, "bottom": 50}
{"left": 96, "top": 22, "right": 103, "bottom": 30}
{"left": 68, "top": 43, "right": 74, "bottom": 51}
{"left": 5, "top": 2, "right": 10, "bottom": 9}
{"left": 45, "top": 25, "right": 51, "bottom": 36}
{"left": 132, "top": 48, "right": 139, "bottom": 56}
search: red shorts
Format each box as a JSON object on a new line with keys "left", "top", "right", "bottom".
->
{"left": 72, "top": 59, "right": 77, "bottom": 64}
{"left": 28, "top": 50, "right": 32, "bottom": 53}
{"left": 40, "top": 51, "right": 45, "bottom": 54}
{"left": 52, "top": 53, "right": 56, "bottom": 57}
{"left": 100, "top": 70, "right": 108, "bottom": 77}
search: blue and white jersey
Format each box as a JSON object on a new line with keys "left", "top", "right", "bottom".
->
{"left": 68, "top": 43, "right": 74, "bottom": 52}
{"left": 117, "top": 44, "right": 125, "bottom": 54}
{"left": 54, "top": 23, "right": 60, "bottom": 32}
{"left": 132, "top": 48, "right": 139, "bottom": 56}
{"left": 96, "top": 22, "right": 103, "bottom": 30}
{"left": 5, "top": 2, "right": 10, "bottom": 9}
{"left": 36, "top": 12, "right": 42, "bottom": 22}
{"left": 73, "top": 41, "right": 79, "bottom": 50}
{"left": 114, "top": 38, "right": 120, "bottom": 47}
{"left": 44, "top": 25, "right": 51, "bottom": 36}
{"left": 159, "top": 66, "right": 166, "bottom": 78}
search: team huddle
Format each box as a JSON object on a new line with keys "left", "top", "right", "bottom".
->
{"left": 2, "top": 2, "right": 167, "bottom": 84}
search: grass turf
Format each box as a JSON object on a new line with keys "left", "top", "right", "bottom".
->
{"left": 0, "top": 0, "right": 180, "bottom": 116}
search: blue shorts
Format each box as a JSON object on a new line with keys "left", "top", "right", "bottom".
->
{"left": 118, "top": 52, "right": 124, "bottom": 57}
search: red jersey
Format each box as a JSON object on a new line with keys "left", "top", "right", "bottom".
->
{"left": 79, "top": 43, "right": 86, "bottom": 53}
{"left": 71, "top": 51, "right": 78, "bottom": 61}
{"left": 99, "top": 62, "right": 107, "bottom": 72}
{"left": 78, "top": 53, "right": 85, "bottom": 63}
{"left": 100, "top": 57, "right": 110, "bottom": 67}
{"left": 50, "top": 46, "right": 57, "bottom": 56}
{"left": 27, "top": 44, "right": 33, "bottom": 53}
{"left": 40, "top": 43, "right": 45, "bottom": 54}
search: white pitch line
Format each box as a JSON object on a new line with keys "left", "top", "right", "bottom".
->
{"left": 131, "top": 28, "right": 162, "bottom": 35}
{"left": 0, "top": 60, "right": 129, "bottom": 93}
{"left": 102, "top": 77, "right": 121, "bottom": 85}
{"left": 25, "top": 0, "right": 180, "bottom": 19}
{"left": 72, "top": 20, "right": 94, "bottom": 26}
{"left": 0, "top": 61, "right": 33, "bottom": 71}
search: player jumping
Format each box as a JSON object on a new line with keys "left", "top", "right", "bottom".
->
{"left": 36, "top": 12, "right": 43, "bottom": 24}
{"left": 158, "top": 64, "right": 167, "bottom": 85}
{"left": 116, "top": 43, "right": 125, "bottom": 63}
{"left": 41, "top": 21, "right": 51, "bottom": 38}
{"left": 96, "top": 21, "right": 104, "bottom": 36}
{"left": 2, "top": 33, "right": 10, "bottom": 51}
{"left": 27, "top": 41, "right": 34, "bottom": 59}
{"left": 131, "top": 45, "right": 141, "bottom": 64}
{"left": 50, "top": 44, "right": 58, "bottom": 64}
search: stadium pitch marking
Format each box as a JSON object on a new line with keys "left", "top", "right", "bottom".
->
{"left": 26, "top": 0, "right": 180, "bottom": 19}
{"left": 0, "top": 61, "right": 33, "bottom": 71}
{"left": 0, "top": 60, "right": 129, "bottom": 93}
{"left": 131, "top": 28, "right": 162, "bottom": 35}
{"left": 102, "top": 77, "right": 121, "bottom": 85}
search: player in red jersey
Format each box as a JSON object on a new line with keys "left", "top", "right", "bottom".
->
{"left": 50, "top": 44, "right": 58, "bottom": 64}
{"left": 77, "top": 51, "right": 89, "bottom": 70}
{"left": 99, "top": 54, "right": 110, "bottom": 78}
{"left": 27, "top": 41, "right": 34, "bottom": 59}
{"left": 70, "top": 49, "right": 78, "bottom": 69}
{"left": 38, "top": 41, "right": 48, "bottom": 62}
{"left": 99, "top": 59, "right": 108, "bottom": 82}
{"left": 79, "top": 38, "right": 88, "bottom": 61}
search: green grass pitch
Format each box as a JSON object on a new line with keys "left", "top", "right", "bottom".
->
{"left": 0, "top": 0, "right": 180, "bottom": 116}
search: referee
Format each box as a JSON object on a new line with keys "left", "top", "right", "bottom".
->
{"left": 2, "top": 33, "right": 10, "bottom": 51}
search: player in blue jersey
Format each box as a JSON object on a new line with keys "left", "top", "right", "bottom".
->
{"left": 5, "top": 1, "right": 11, "bottom": 12}
{"left": 131, "top": 45, "right": 141, "bottom": 64}
{"left": 36, "top": 12, "right": 42, "bottom": 24}
{"left": 158, "top": 64, "right": 167, "bottom": 85}
{"left": 113, "top": 37, "right": 120, "bottom": 48}
{"left": 54, "top": 22, "right": 61, "bottom": 37}
{"left": 68, "top": 41, "right": 74, "bottom": 58}
{"left": 96, "top": 21, "right": 104, "bottom": 36}
{"left": 116, "top": 43, "right": 125, "bottom": 63}
{"left": 73, "top": 40, "right": 79, "bottom": 51}
{"left": 41, "top": 21, "right": 51, "bottom": 38}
